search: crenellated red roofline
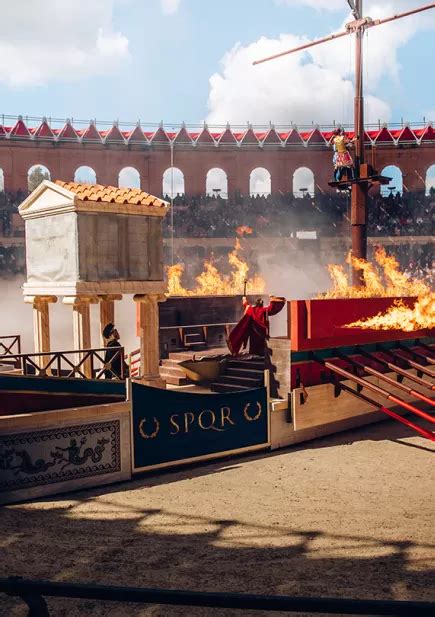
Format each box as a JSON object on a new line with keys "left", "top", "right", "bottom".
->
{"left": 0, "top": 116, "right": 434, "bottom": 147}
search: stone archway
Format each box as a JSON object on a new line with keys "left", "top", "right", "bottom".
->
{"left": 119, "top": 167, "right": 141, "bottom": 189}
{"left": 249, "top": 167, "right": 271, "bottom": 196}
{"left": 206, "top": 168, "right": 228, "bottom": 198}
{"left": 28, "top": 164, "right": 51, "bottom": 192}
{"left": 293, "top": 167, "right": 314, "bottom": 197}
{"left": 380, "top": 165, "right": 403, "bottom": 196}
{"left": 74, "top": 166, "right": 97, "bottom": 184}
{"left": 162, "top": 167, "right": 185, "bottom": 198}
{"left": 425, "top": 164, "right": 435, "bottom": 196}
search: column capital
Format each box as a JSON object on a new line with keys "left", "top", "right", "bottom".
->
{"left": 24, "top": 295, "right": 58, "bottom": 306}
{"left": 133, "top": 293, "right": 167, "bottom": 304}
{"left": 63, "top": 295, "right": 99, "bottom": 306}
{"left": 97, "top": 294, "right": 123, "bottom": 302}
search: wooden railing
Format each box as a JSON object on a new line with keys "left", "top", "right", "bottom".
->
{"left": 4, "top": 347, "right": 125, "bottom": 380}
{"left": 1, "top": 577, "right": 433, "bottom": 616}
{"left": 0, "top": 334, "right": 21, "bottom": 358}
{"left": 129, "top": 349, "right": 141, "bottom": 379}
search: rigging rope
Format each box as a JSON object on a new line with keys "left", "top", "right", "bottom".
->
{"left": 347, "top": 28, "right": 353, "bottom": 126}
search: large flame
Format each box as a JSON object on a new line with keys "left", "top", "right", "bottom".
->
{"left": 346, "top": 294, "right": 435, "bottom": 332}
{"left": 166, "top": 238, "right": 265, "bottom": 296}
{"left": 321, "top": 247, "right": 434, "bottom": 331}
{"left": 320, "top": 247, "right": 430, "bottom": 299}
{"left": 236, "top": 225, "right": 253, "bottom": 236}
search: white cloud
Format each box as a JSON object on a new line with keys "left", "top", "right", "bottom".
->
{"left": 161, "top": 0, "right": 181, "bottom": 15}
{"left": 0, "top": 0, "right": 129, "bottom": 87}
{"left": 206, "top": 1, "right": 435, "bottom": 127}
{"left": 310, "top": 1, "right": 435, "bottom": 89}
{"left": 206, "top": 34, "right": 389, "bottom": 126}
{"left": 275, "top": 0, "right": 345, "bottom": 10}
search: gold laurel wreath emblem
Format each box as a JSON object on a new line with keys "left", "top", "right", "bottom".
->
{"left": 243, "top": 402, "right": 262, "bottom": 422}
{"left": 139, "top": 417, "right": 160, "bottom": 439}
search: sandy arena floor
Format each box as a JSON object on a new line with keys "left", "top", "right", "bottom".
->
{"left": 0, "top": 418, "right": 434, "bottom": 617}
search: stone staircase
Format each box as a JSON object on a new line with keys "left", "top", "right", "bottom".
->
{"left": 210, "top": 357, "right": 265, "bottom": 393}
{"left": 159, "top": 347, "right": 227, "bottom": 386}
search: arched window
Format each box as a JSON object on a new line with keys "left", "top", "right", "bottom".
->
{"left": 293, "top": 167, "right": 314, "bottom": 197}
{"left": 119, "top": 167, "right": 141, "bottom": 189}
{"left": 250, "top": 167, "right": 271, "bottom": 196}
{"left": 380, "top": 165, "right": 403, "bottom": 197}
{"left": 206, "top": 168, "right": 228, "bottom": 198}
{"left": 0, "top": 168, "right": 4, "bottom": 192}
{"left": 162, "top": 167, "right": 185, "bottom": 198}
{"left": 28, "top": 164, "right": 51, "bottom": 192}
{"left": 74, "top": 166, "right": 96, "bottom": 184}
{"left": 425, "top": 164, "right": 435, "bottom": 196}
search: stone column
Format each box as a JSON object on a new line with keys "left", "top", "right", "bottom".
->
{"left": 134, "top": 293, "right": 166, "bottom": 388}
{"left": 63, "top": 296, "right": 98, "bottom": 378}
{"left": 24, "top": 295, "right": 57, "bottom": 373}
{"left": 98, "top": 294, "right": 122, "bottom": 347}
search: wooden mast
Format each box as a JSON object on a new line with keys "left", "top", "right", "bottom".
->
{"left": 351, "top": 0, "right": 367, "bottom": 282}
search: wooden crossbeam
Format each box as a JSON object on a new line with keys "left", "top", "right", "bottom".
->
{"left": 253, "top": 3, "right": 435, "bottom": 66}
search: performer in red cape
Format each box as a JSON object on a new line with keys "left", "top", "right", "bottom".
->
{"left": 227, "top": 295, "right": 286, "bottom": 356}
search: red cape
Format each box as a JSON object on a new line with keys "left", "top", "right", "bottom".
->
{"left": 227, "top": 296, "right": 285, "bottom": 356}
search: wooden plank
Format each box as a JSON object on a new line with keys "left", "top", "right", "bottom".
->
{"left": 290, "top": 301, "right": 307, "bottom": 350}
{"left": 292, "top": 370, "right": 433, "bottom": 431}
{"left": 292, "top": 379, "right": 382, "bottom": 431}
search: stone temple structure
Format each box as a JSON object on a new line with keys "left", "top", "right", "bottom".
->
{"left": 19, "top": 180, "right": 169, "bottom": 386}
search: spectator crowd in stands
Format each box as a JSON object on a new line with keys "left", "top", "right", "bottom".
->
{"left": 163, "top": 189, "right": 434, "bottom": 239}
{"left": 0, "top": 190, "right": 27, "bottom": 275}
{"left": 163, "top": 191, "right": 348, "bottom": 238}
{"left": 369, "top": 190, "right": 434, "bottom": 237}
{"left": 0, "top": 187, "right": 433, "bottom": 281}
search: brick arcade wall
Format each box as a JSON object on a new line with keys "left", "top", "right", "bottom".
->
{"left": 0, "top": 139, "right": 434, "bottom": 195}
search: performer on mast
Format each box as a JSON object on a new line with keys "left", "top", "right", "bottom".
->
{"left": 332, "top": 128, "right": 355, "bottom": 182}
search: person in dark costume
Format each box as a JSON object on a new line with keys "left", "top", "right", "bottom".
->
{"left": 103, "top": 323, "right": 127, "bottom": 379}
{"left": 227, "top": 296, "right": 286, "bottom": 356}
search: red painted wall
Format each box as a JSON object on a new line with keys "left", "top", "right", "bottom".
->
{"left": 1, "top": 138, "right": 434, "bottom": 195}
{"left": 288, "top": 297, "right": 431, "bottom": 351}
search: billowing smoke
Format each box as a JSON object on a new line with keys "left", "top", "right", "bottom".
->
{"left": 258, "top": 244, "right": 335, "bottom": 337}
{"left": 1, "top": 278, "right": 139, "bottom": 357}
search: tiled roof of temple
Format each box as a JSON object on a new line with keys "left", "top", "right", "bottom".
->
{"left": 55, "top": 181, "right": 168, "bottom": 207}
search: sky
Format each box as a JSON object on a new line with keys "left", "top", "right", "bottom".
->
{"left": 1, "top": 0, "right": 434, "bottom": 131}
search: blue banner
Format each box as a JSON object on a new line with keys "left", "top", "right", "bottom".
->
{"left": 132, "top": 384, "right": 269, "bottom": 471}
